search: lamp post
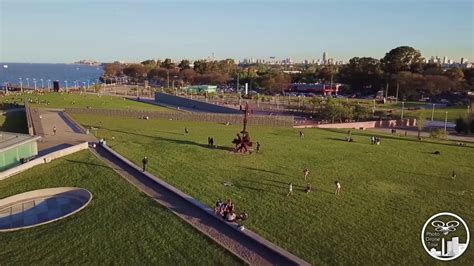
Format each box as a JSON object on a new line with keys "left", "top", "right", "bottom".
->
{"left": 444, "top": 111, "right": 448, "bottom": 133}
{"left": 47, "top": 79, "right": 51, "bottom": 89}
{"left": 395, "top": 83, "right": 399, "bottom": 104}
{"left": 19, "top": 78, "right": 23, "bottom": 92}
{"left": 40, "top": 78, "right": 44, "bottom": 88}
{"left": 431, "top": 103, "right": 435, "bottom": 121}
{"left": 65, "top": 80, "right": 68, "bottom": 89}
{"left": 401, "top": 102, "right": 405, "bottom": 120}
{"left": 33, "top": 78, "right": 37, "bottom": 90}
{"left": 26, "top": 78, "right": 29, "bottom": 88}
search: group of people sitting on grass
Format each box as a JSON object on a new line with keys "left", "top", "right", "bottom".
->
{"left": 370, "top": 136, "right": 381, "bottom": 145}
{"left": 214, "top": 199, "right": 248, "bottom": 224}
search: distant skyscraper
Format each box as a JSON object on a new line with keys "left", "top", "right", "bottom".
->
{"left": 322, "top": 52, "right": 327, "bottom": 64}
{"left": 443, "top": 56, "right": 448, "bottom": 64}
{"left": 461, "top": 58, "right": 468, "bottom": 64}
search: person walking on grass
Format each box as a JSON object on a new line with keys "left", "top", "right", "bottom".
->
{"left": 335, "top": 181, "right": 341, "bottom": 195}
{"left": 256, "top": 142, "right": 261, "bottom": 153}
{"left": 142, "top": 156, "right": 148, "bottom": 172}
{"left": 53, "top": 126, "right": 57, "bottom": 136}
{"left": 184, "top": 127, "right": 189, "bottom": 135}
{"left": 452, "top": 171, "right": 457, "bottom": 180}
{"left": 299, "top": 131, "right": 304, "bottom": 139}
{"left": 286, "top": 182, "right": 293, "bottom": 196}
{"left": 303, "top": 168, "right": 310, "bottom": 181}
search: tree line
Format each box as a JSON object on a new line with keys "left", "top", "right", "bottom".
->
{"left": 102, "top": 46, "right": 474, "bottom": 99}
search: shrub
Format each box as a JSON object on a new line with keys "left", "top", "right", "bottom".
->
{"left": 454, "top": 117, "right": 468, "bottom": 134}
{"left": 430, "top": 128, "right": 448, "bottom": 139}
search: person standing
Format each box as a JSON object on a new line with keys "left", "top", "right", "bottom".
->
{"left": 303, "top": 168, "right": 310, "bottom": 181}
{"left": 452, "top": 171, "right": 457, "bottom": 180}
{"left": 53, "top": 126, "right": 57, "bottom": 136}
{"left": 256, "top": 142, "right": 261, "bottom": 153}
{"left": 305, "top": 182, "right": 312, "bottom": 193}
{"left": 299, "top": 131, "right": 304, "bottom": 138}
{"left": 335, "top": 181, "right": 341, "bottom": 195}
{"left": 286, "top": 182, "right": 293, "bottom": 196}
{"left": 184, "top": 127, "right": 189, "bottom": 135}
{"left": 142, "top": 156, "right": 148, "bottom": 172}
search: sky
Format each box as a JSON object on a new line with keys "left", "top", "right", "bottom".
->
{"left": 0, "top": 0, "right": 473, "bottom": 63}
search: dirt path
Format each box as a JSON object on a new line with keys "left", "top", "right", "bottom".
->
{"left": 91, "top": 145, "right": 310, "bottom": 266}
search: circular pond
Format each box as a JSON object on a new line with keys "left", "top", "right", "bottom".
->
{"left": 0, "top": 187, "right": 92, "bottom": 232}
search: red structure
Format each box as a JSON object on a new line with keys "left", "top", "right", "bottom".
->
{"left": 232, "top": 102, "right": 253, "bottom": 153}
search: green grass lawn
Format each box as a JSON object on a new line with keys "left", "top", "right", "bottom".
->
{"left": 0, "top": 111, "right": 28, "bottom": 133}
{"left": 72, "top": 114, "right": 474, "bottom": 265}
{"left": 399, "top": 106, "right": 470, "bottom": 122}
{"left": 0, "top": 151, "right": 241, "bottom": 265}
{"left": 0, "top": 92, "right": 171, "bottom": 112}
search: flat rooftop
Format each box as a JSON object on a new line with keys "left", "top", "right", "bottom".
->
{"left": 0, "top": 132, "right": 41, "bottom": 153}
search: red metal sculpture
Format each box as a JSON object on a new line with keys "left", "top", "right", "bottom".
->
{"left": 232, "top": 102, "right": 253, "bottom": 153}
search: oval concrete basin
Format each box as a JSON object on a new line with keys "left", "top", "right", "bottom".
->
{"left": 0, "top": 187, "right": 92, "bottom": 232}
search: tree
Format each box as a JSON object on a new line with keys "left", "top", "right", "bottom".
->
{"left": 381, "top": 46, "right": 424, "bottom": 74}
{"left": 309, "top": 96, "right": 323, "bottom": 113}
{"left": 162, "top": 58, "right": 175, "bottom": 69}
{"left": 455, "top": 117, "right": 468, "bottom": 134}
{"left": 179, "top": 68, "right": 196, "bottom": 85}
{"left": 416, "top": 112, "right": 426, "bottom": 139}
{"left": 445, "top": 68, "right": 465, "bottom": 82}
{"left": 338, "top": 57, "right": 384, "bottom": 95}
{"left": 353, "top": 105, "right": 372, "bottom": 121}
{"left": 141, "top": 59, "right": 156, "bottom": 67}
{"left": 178, "top": 59, "right": 191, "bottom": 71}
{"left": 193, "top": 60, "right": 208, "bottom": 74}
{"left": 123, "top": 64, "right": 147, "bottom": 82}
{"left": 103, "top": 63, "right": 124, "bottom": 78}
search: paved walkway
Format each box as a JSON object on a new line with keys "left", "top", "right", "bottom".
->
{"left": 91, "top": 145, "right": 309, "bottom": 266}
{"left": 29, "top": 108, "right": 95, "bottom": 155}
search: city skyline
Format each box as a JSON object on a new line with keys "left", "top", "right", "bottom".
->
{"left": 1, "top": 0, "right": 473, "bottom": 63}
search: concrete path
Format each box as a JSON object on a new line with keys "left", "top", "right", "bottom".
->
{"left": 29, "top": 108, "right": 95, "bottom": 154}
{"left": 91, "top": 145, "right": 310, "bottom": 266}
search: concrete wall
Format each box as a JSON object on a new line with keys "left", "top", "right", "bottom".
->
{"left": 294, "top": 119, "right": 417, "bottom": 129}
{"left": 24, "top": 103, "right": 35, "bottom": 136}
{"left": 155, "top": 92, "right": 241, "bottom": 114}
{"left": 0, "top": 142, "right": 89, "bottom": 181}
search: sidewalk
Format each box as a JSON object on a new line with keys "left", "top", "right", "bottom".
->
{"left": 29, "top": 108, "right": 95, "bottom": 154}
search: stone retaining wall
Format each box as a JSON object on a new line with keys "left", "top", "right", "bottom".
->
{"left": 65, "top": 108, "right": 294, "bottom": 127}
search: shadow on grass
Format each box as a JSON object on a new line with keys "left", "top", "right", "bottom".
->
{"left": 239, "top": 166, "right": 287, "bottom": 176}
{"left": 94, "top": 126, "right": 234, "bottom": 152}
{"left": 65, "top": 159, "right": 112, "bottom": 169}
{"left": 399, "top": 171, "right": 448, "bottom": 180}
